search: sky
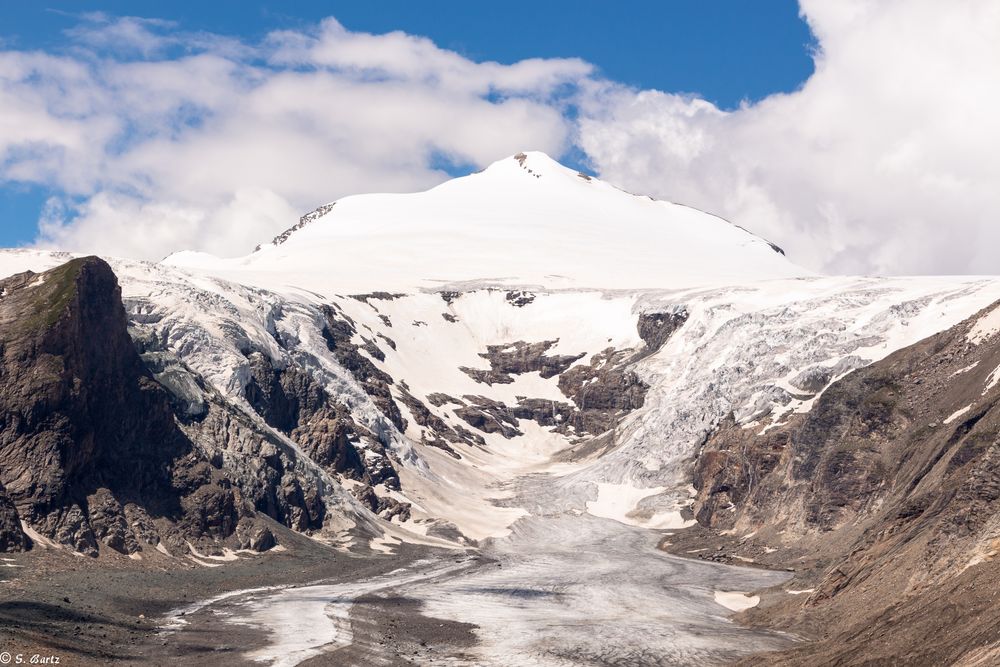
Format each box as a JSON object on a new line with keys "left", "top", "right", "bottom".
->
{"left": 0, "top": 1, "right": 997, "bottom": 275}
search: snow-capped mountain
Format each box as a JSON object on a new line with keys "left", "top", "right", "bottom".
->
{"left": 164, "top": 151, "right": 805, "bottom": 293}
{"left": 3, "top": 152, "right": 1000, "bottom": 665}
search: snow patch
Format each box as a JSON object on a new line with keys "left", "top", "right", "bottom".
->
{"left": 20, "top": 521, "right": 62, "bottom": 550}
{"left": 585, "top": 482, "right": 693, "bottom": 529}
{"left": 968, "top": 305, "right": 1000, "bottom": 344}
{"left": 985, "top": 364, "right": 1000, "bottom": 395}
{"left": 714, "top": 591, "right": 760, "bottom": 612}
{"left": 368, "top": 532, "right": 401, "bottom": 554}
{"left": 187, "top": 543, "right": 241, "bottom": 562}
{"left": 160, "top": 585, "right": 283, "bottom": 632}
{"left": 951, "top": 361, "right": 980, "bottom": 377}
{"left": 944, "top": 405, "right": 973, "bottom": 425}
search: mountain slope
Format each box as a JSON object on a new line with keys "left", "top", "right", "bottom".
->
{"left": 3, "top": 153, "right": 1000, "bottom": 664}
{"left": 683, "top": 300, "right": 1000, "bottom": 666}
{"left": 0, "top": 257, "right": 271, "bottom": 556}
{"left": 165, "top": 151, "right": 805, "bottom": 293}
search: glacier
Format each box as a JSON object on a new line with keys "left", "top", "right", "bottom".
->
{"left": 3, "top": 152, "right": 1000, "bottom": 665}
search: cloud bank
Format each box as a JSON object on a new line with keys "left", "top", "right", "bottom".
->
{"left": 2, "top": 3, "right": 999, "bottom": 275}
{"left": 579, "top": 0, "right": 1000, "bottom": 275}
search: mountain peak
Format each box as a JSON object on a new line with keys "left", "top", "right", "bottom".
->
{"left": 474, "top": 150, "right": 590, "bottom": 184}
{"left": 165, "top": 152, "right": 807, "bottom": 293}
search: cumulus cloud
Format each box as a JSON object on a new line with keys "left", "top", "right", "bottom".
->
{"left": 577, "top": 0, "right": 1000, "bottom": 275}
{"left": 1, "top": 16, "right": 587, "bottom": 259}
{"left": 2, "top": 4, "right": 999, "bottom": 275}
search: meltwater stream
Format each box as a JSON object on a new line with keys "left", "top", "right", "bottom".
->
{"left": 164, "top": 514, "right": 793, "bottom": 666}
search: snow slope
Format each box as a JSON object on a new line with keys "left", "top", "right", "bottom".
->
{"left": 164, "top": 152, "right": 806, "bottom": 294}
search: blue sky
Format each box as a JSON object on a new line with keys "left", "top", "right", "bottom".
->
{"left": 1, "top": 3, "right": 814, "bottom": 107}
{"left": 0, "top": 2, "right": 814, "bottom": 249}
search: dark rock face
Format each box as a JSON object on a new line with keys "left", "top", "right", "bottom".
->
{"left": 320, "top": 305, "right": 405, "bottom": 433}
{"left": 0, "top": 484, "right": 27, "bottom": 552}
{"left": 244, "top": 349, "right": 387, "bottom": 481}
{"left": 454, "top": 396, "right": 522, "bottom": 439}
{"left": 236, "top": 520, "right": 276, "bottom": 551}
{"left": 349, "top": 292, "right": 404, "bottom": 305}
{"left": 377, "top": 332, "right": 397, "bottom": 350}
{"left": 555, "top": 348, "right": 649, "bottom": 435}
{"left": 690, "top": 300, "right": 1000, "bottom": 666}
{"left": 269, "top": 202, "right": 336, "bottom": 247}
{"left": 395, "top": 389, "right": 473, "bottom": 456}
{"left": 461, "top": 340, "right": 584, "bottom": 386}
{"left": 505, "top": 291, "right": 536, "bottom": 308}
{"left": 352, "top": 484, "right": 411, "bottom": 522}
{"left": 171, "top": 391, "right": 328, "bottom": 533}
{"left": 636, "top": 310, "right": 688, "bottom": 354}
{"left": 0, "top": 258, "right": 260, "bottom": 556}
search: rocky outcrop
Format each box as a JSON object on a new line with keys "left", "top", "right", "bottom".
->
{"left": 320, "top": 305, "right": 405, "bottom": 432}
{"left": 0, "top": 484, "right": 27, "bottom": 552}
{"left": 268, "top": 202, "right": 336, "bottom": 247}
{"left": 556, "top": 348, "right": 649, "bottom": 435}
{"left": 0, "top": 258, "right": 268, "bottom": 556}
{"left": 505, "top": 291, "right": 536, "bottom": 307}
{"left": 454, "top": 396, "right": 522, "bottom": 439}
{"left": 688, "top": 300, "right": 1000, "bottom": 666}
{"left": 179, "top": 394, "right": 330, "bottom": 533}
{"left": 349, "top": 292, "right": 404, "bottom": 305}
{"left": 352, "top": 484, "right": 411, "bottom": 523}
{"left": 636, "top": 309, "right": 688, "bottom": 354}
{"left": 242, "top": 349, "right": 398, "bottom": 487}
{"left": 461, "top": 340, "right": 584, "bottom": 386}
{"left": 395, "top": 389, "right": 474, "bottom": 456}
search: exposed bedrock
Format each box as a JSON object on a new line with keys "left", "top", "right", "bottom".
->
{"left": 636, "top": 309, "right": 689, "bottom": 354}
{"left": 320, "top": 305, "right": 406, "bottom": 433}
{"left": 460, "top": 340, "right": 584, "bottom": 386}
{"left": 395, "top": 388, "right": 475, "bottom": 456}
{"left": 449, "top": 308, "right": 691, "bottom": 441}
{"left": 0, "top": 258, "right": 265, "bottom": 556}
{"left": 243, "top": 349, "right": 398, "bottom": 488}
{"left": 689, "top": 300, "right": 1000, "bottom": 666}
{"left": 177, "top": 398, "right": 326, "bottom": 534}
{"left": 0, "top": 483, "right": 27, "bottom": 552}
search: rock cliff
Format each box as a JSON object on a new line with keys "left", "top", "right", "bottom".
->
{"left": 0, "top": 258, "right": 271, "bottom": 556}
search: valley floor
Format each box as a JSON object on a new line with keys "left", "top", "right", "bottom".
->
{"left": 0, "top": 527, "right": 429, "bottom": 666}
{"left": 1, "top": 519, "right": 796, "bottom": 667}
{"left": 164, "top": 521, "right": 789, "bottom": 666}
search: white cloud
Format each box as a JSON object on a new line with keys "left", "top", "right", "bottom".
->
{"left": 577, "top": 0, "right": 1000, "bottom": 275}
{"left": 1, "top": 16, "right": 585, "bottom": 260}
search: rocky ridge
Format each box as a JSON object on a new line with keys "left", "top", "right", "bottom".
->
{"left": 0, "top": 258, "right": 271, "bottom": 557}
{"left": 684, "top": 300, "right": 1000, "bottom": 665}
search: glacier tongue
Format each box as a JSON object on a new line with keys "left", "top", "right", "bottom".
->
{"left": 6, "top": 245, "right": 1000, "bottom": 663}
